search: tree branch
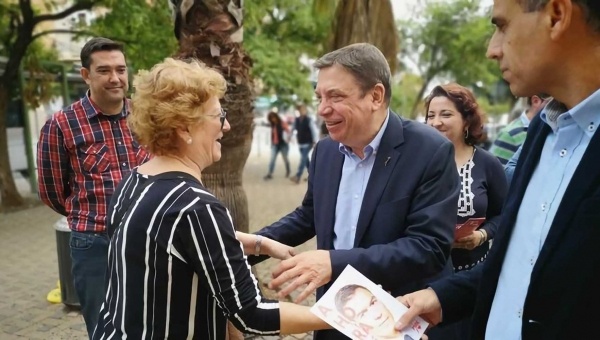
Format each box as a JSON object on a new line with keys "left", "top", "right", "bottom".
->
{"left": 30, "top": 29, "right": 136, "bottom": 45}
{"left": 34, "top": 0, "right": 97, "bottom": 25}
{"left": 31, "top": 29, "right": 87, "bottom": 41}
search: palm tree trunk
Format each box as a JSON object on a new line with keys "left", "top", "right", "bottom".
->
{"left": 329, "top": 0, "right": 399, "bottom": 72}
{"left": 171, "top": 1, "right": 251, "bottom": 339}
{"left": 172, "top": 0, "right": 252, "bottom": 233}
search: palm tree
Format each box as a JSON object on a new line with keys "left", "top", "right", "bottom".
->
{"left": 315, "top": 0, "right": 399, "bottom": 72}
{"left": 168, "top": 3, "right": 249, "bottom": 338}
{"left": 169, "top": 0, "right": 252, "bottom": 236}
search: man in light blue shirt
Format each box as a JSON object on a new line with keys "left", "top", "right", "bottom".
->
{"left": 394, "top": 0, "right": 600, "bottom": 339}
{"left": 485, "top": 93, "right": 600, "bottom": 339}
{"left": 333, "top": 112, "right": 389, "bottom": 249}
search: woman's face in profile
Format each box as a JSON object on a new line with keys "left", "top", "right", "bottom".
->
{"left": 188, "top": 96, "right": 230, "bottom": 167}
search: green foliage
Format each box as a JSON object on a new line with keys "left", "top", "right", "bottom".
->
{"left": 478, "top": 96, "right": 511, "bottom": 116}
{"left": 19, "top": 43, "right": 60, "bottom": 108}
{"left": 88, "top": 0, "right": 329, "bottom": 103}
{"left": 86, "top": 0, "right": 178, "bottom": 72}
{"left": 0, "top": 0, "right": 16, "bottom": 56}
{"left": 390, "top": 73, "right": 424, "bottom": 117}
{"left": 245, "top": 0, "right": 331, "bottom": 103}
{"left": 0, "top": 0, "right": 61, "bottom": 107}
{"left": 400, "top": 0, "right": 504, "bottom": 115}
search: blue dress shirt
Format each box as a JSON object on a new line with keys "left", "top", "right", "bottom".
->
{"left": 504, "top": 113, "right": 532, "bottom": 184}
{"left": 485, "top": 89, "right": 600, "bottom": 339}
{"left": 505, "top": 144, "right": 522, "bottom": 185}
{"left": 333, "top": 112, "right": 390, "bottom": 250}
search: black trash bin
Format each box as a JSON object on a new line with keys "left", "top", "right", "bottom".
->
{"left": 54, "top": 217, "right": 80, "bottom": 307}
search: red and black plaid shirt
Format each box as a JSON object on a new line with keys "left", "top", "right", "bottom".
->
{"left": 37, "top": 92, "right": 150, "bottom": 232}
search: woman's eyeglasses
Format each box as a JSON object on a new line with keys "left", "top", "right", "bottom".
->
{"left": 208, "top": 108, "right": 227, "bottom": 130}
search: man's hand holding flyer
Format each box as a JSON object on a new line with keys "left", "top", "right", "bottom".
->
{"left": 310, "top": 265, "right": 428, "bottom": 340}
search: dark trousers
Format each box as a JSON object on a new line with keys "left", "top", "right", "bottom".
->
{"left": 70, "top": 230, "right": 109, "bottom": 339}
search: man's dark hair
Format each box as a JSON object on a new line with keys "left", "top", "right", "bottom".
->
{"left": 519, "top": 0, "right": 600, "bottom": 31}
{"left": 80, "top": 37, "right": 125, "bottom": 69}
{"left": 334, "top": 284, "right": 367, "bottom": 320}
{"left": 527, "top": 93, "right": 551, "bottom": 106}
{"left": 314, "top": 43, "right": 392, "bottom": 105}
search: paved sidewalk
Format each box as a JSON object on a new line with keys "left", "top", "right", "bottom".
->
{"left": 0, "top": 132, "right": 316, "bottom": 340}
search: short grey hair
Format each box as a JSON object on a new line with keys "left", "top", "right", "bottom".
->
{"left": 519, "top": 0, "right": 600, "bottom": 32}
{"left": 314, "top": 43, "right": 392, "bottom": 105}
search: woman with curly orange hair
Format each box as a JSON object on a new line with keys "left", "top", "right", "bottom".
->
{"left": 93, "top": 58, "right": 329, "bottom": 340}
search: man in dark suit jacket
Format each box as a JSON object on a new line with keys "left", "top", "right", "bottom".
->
{"left": 251, "top": 43, "right": 460, "bottom": 339}
{"left": 395, "top": 1, "right": 600, "bottom": 339}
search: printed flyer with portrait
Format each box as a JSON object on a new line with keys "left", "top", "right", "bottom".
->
{"left": 310, "top": 265, "right": 428, "bottom": 340}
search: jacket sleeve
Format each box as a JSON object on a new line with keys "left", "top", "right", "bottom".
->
{"left": 480, "top": 153, "right": 509, "bottom": 240}
{"left": 429, "top": 263, "right": 483, "bottom": 324}
{"left": 177, "top": 202, "right": 281, "bottom": 336}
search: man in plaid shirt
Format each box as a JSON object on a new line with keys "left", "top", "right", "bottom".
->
{"left": 37, "top": 37, "right": 149, "bottom": 337}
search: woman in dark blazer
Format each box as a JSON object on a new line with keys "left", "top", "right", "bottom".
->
{"left": 424, "top": 83, "right": 508, "bottom": 339}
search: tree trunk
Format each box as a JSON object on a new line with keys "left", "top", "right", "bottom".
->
{"left": 0, "top": 20, "right": 35, "bottom": 209}
{"left": 0, "top": 82, "right": 26, "bottom": 209}
{"left": 410, "top": 79, "right": 431, "bottom": 119}
{"left": 0, "top": 0, "right": 97, "bottom": 210}
{"left": 171, "top": 1, "right": 251, "bottom": 339}
{"left": 173, "top": 0, "right": 252, "bottom": 234}
{"left": 330, "top": 0, "right": 399, "bottom": 72}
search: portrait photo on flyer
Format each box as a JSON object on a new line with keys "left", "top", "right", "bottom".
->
{"left": 310, "top": 265, "right": 428, "bottom": 340}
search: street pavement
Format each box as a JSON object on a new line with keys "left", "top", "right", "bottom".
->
{"left": 0, "top": 127, "right": 316, "bottom": 340}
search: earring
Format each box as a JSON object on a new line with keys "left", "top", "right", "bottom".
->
{"left": 464, "top": 130, "right": 469, "bottom": 139}
{"left": 186, "top": 138, "right": 192, "bottom": 145}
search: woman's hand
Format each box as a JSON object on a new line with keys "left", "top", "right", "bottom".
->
{"left": 263, "top": 238, "right": 296, "bottom": 260}
{"left": 453, "top": 230, "right": 484, "bottom": 250}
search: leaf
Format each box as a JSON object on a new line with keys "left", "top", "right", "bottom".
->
{"left": 399, "top": 0, "right": 507, "bottom": 116}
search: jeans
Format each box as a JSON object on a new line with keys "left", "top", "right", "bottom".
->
{"left": 70, "top": 230, "right": 109, "bottom": 339}
{"left": 267, "top": 143, "right": 290, "bottom": 176}
{"left": 296, "top": 144, "right": 312, "bottom": 178}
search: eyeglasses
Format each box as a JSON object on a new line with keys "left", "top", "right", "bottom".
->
{"left": 208, "top": 108, "right": 227, "bottom": 130}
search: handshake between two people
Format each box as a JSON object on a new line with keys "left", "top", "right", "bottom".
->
{"left": 236, "top": 232, "right": 443, "bottom": 339}
{"left": 235, "top": 232, "right": 333, "bottom": 304}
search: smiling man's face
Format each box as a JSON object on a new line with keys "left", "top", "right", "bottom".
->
{"left": 81, "top": 50, "right": 128, "bottom": 110}
{"left": 315, "top": 64, "right": 378, "bottom": 150}
{"left": 340, "top": 287, "right": 397, "bottom": 338}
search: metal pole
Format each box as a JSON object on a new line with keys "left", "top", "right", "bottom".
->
{"left": 18, "top": 64, "right": 38, "bottom": 194}
{"left": 61, "top": 64, "right": 70, "bottom": 105}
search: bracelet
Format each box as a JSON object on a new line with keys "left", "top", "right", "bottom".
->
{"left": 254, "top": 235, "right": 263, "bottom": 256}
{"left": 478, "top": 230, "right": 486, "bottom": 246}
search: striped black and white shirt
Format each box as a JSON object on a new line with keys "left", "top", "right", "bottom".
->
{"left": 92, "top": 171, "right": 280, "bottom": 340}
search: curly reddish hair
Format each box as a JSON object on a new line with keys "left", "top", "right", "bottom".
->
{"left": 424, "top": 83, "right": 486, "bottom": 146}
